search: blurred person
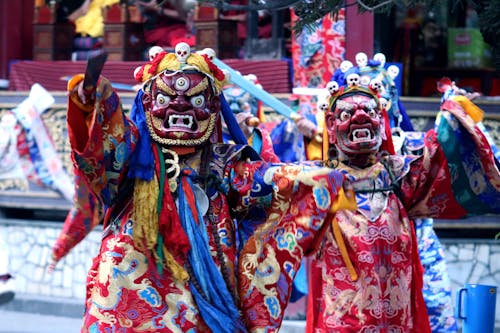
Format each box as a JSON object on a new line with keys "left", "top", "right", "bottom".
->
{"left": 136, "top": 0, "right": 195, "bottom": 48}
{"left": 221, "top": 74, "right": 280, "bottom": 162}
{"left": 219, "top": 1, "right": 273, "bottom": 56}
{"left": 54, "top": 0, "right": 120, "bottom": 60}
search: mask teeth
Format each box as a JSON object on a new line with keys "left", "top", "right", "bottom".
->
{"left": 352, "top": 128, "right": 371, "bottom": 142}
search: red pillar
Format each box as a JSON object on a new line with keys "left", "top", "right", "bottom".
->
{"left": 345, "top": 5, "right": 374, "bottom": 61}
{"left": 0, "top": 0, "right": 34, "bottom": 80}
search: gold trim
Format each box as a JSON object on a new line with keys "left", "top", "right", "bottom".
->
{"left": 155, "top": 77, "right": 177, "bottom": 96}
{"left": 186, "top": 78, "right": 209, "bottom": 97}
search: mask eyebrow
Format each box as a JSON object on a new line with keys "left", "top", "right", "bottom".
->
{"left": 155, "top": 77, "right": 177, "bottom": 96}
{"left": 335, "top": 100, "right": 355, "bottom": 112}
{"left": 186, "top": 77, "right": 209, "bottom": 97}
{"left": 364, "top": 99, "right": 378, "bottom": 110}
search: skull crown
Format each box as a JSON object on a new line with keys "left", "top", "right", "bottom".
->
{"left": 175, "top": 42, "right": 191, "bottom": 65}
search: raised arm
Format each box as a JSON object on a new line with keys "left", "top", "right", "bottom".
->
{"left": 228, "top": 160, "right": 355, "bottom": 331}
{"left": 401, "top": 97, "right": 500, "bottom": 218}
{"left": 66, "top": 74, "right": 139, "bottom": 206}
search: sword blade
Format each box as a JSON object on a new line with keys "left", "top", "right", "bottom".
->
{"left": 83, "top": 52, "right": 108, "bottom": 90}
{"left": 212, "top": 58, "right": 297, "bottom": 119}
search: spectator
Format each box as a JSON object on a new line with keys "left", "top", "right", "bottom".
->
{"left": 136, "top": 0, "right": 195, "bottom": 48}
{"left": 219, "top": 1, "right": 273, "bottom": 56}
{"left": 54, "top": 0, "right": 120, "bottom": 60}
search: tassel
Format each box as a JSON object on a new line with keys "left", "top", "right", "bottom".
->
{"left": 163, "top": 244, "right": 189, "bottom": 282}
{"left": 453, "top": 95, "right": 484, "bottom": 123}
{"left": 156, "top": 234, "right": 165, "bottom": 274}
{"left": 132, "top": 177, "right": 159, "bottom": 251}
{"left": 132, "top": 176, "right": 188, "bottom": 280}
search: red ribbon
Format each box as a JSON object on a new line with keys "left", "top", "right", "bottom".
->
{"left": 152, "top": 146, "right": 191, "bottom": 263}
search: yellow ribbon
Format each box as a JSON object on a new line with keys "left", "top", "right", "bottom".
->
{"left": 453, "top": 95, "right": 484, "bottom": 123}
{"left": 331, "top": 216, "right": 358, "bottom": 281}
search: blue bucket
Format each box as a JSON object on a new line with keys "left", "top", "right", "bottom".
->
{"left": 456, "top": 284, "right": 497, "bottom": 333}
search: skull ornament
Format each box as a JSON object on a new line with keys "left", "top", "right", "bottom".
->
{"left": 326, "top": 81, "right": 340, "bottom": 95}
{"left": 369, "top": 79, "right": 383, "bottom": 93}
{"left": 340, "top": 60, "right": 354, "bottom": 73}
{"left": 387, "top": 65, "right": 400, "bottom": 80}
{"left": 245, "top": 74, "right": 257, "bottom": 83}
{"left": 379, "top": 97, "right": 388, "bottom": 109}
{"left": 197, "top": 48, "right": 216, "bottom": 61}
{"left": 355, "top": 52, "right": 368, "bottom": 67}
{"left": 346, "top": 73, "right": 360, "bottom": 87}
{"left": 317, "top": 99, "right": 329, "bottom": 112}
{"left": 149, "top": 46, "right": 164, "bottom": 61}
{"left": 373, "top": 53, "right": 386, "bottom": 67}
{"left": 175, "top": 42, "right": 191, "bottom": 64}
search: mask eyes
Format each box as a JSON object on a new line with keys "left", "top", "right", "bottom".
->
{"left": 156, "top": 93, "right": 171, "bottom": 106}
{"left": 368, "top": 109, "right": 378, "bottom": 118}
{"left": 339, "top": 111, "right": 351, "bottom": 121}
{"left": 175, "top": 77, "right": 189, "bottom": 91}
{"left": 190, "top": 95, "right": 205, "bottom": 108}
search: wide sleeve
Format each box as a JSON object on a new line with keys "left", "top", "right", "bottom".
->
{"left": 400, "top": 98, "right": 500, "bottom": 218}
{"left": 254, "top": 127, "right": 280, "bottom": 163}
{"left": 229, "top": 161, "right": 355, "bottom": 332}
{"left": 50, "top": 168, "right": 103, "bottom": 266}
{"left": 66, "top": 75, "right": 139, "bottom": 206}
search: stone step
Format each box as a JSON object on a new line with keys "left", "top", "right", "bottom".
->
{"left": 2, "top": 293, "right": 84, "bottom": 318}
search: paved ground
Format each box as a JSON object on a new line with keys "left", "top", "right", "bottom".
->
{"left": 0, "top": 309, "right": 82, "bottom": 333}
{"left": 0, "top": 293, "right": 308, "bottom": 333}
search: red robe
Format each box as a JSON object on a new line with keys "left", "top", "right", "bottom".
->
{"left": 306, "top": 100, "right": 500, "bottom": 333}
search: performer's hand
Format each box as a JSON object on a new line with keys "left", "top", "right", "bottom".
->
{"left": 343, "top": 180, "right": 354, "bottom": 200}
{"left": 313, "top": 132, "right": 323, "bottom": 143}
{"left": 290, "top": 112, "right": 302, "bottom": 122}
{"left": 77, "top": 81, "right": 96, "bottom": 106}
{"left": 67, "top": 74, "right": 97, "bottom": 111}
{"left": 73, "top": 76, "right": 112, "bottom": 108}
{"left": 235, "top": 112, "right": 256, "bottom": 137}
{"left": 246, "top": 116, "right": 260, "bottom": 128}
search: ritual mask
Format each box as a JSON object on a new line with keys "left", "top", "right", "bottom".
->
{"left": 133, "top": 43, "right": 228, "bottom": 148}
{"left": 325, "top": 88, "right": 384, "bottom": 161}
{"left": 143, "top": 71, "right": 220, "bottom": 147}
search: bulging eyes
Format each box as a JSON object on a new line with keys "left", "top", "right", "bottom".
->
{"left": 368, "top": 109, "right": 378, "bottom": 118}
{"left": 156, "top": 94, "right": 171, "bottom": 106}
{"left": 175, "top": 77, "right": 189, "bottom": 90}
{"left": 191, "top": 95, "right": 205, "bottom": 108}
{"left": 339, "top": 111, "right": 351, "bottom": 121}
